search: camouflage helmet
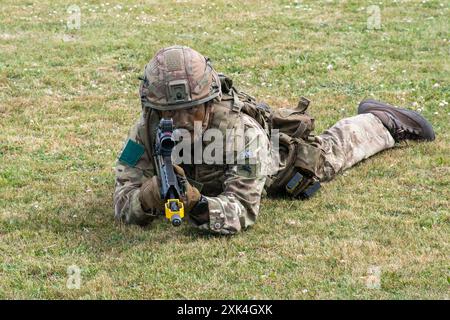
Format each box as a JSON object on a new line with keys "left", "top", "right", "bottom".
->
{"left": 140, "top": 45, "right": 222, "bottom": 110}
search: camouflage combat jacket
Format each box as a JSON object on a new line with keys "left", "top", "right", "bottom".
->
{"left": 114, "top": 92, "right": 278, "bottom": 235}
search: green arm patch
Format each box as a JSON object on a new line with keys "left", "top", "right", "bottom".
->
{"left": 118, "top": 139, "right": 145, "bottom": 167}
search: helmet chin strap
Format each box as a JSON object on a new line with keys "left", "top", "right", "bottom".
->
{"left": 202, "top": 102, "right": 213, "bottom": 132}
{"left": 189, "top": 102, "right": 213, "bottom": 144}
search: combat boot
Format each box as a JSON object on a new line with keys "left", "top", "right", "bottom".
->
{"left": 358, "top": 99, "right": 435, "bottom": 142}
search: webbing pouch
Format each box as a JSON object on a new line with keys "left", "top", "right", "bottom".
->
{"left": 271, "top": 106, "right": 315, "bottom": 139}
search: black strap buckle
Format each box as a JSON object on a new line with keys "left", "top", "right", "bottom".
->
{"left": 286, "top": 172, "right": 321, "bottom": 199}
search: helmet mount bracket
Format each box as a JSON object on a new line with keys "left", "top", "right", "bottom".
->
{"left": 166, "top": 79, "right": 191, "bottom": 104}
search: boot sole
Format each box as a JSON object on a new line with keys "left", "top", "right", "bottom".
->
{"left": 358, "top": 99, "right": 436, "bottom": 141}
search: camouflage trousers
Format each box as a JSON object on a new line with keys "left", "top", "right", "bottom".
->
{"left": 315, "top": 113, "right": 395, "bottom": 181}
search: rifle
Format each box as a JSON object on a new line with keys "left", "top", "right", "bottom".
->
{"left": 154, "top": 118, "right": 185, "bottom": 226}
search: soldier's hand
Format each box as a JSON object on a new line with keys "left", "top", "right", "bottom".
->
{"left": 139, "top": 176, "right": 165, "bottom": 212}
{"left": 173, "top": 165, "right": 201, "bottom": 213}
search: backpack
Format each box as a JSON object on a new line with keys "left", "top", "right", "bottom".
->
{"left": 218, "top": 73, "right": 322, "bottom": 199}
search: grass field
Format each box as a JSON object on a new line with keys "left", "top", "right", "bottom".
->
{"left": 0, "top": 0, "right": 449, "bottom": 299}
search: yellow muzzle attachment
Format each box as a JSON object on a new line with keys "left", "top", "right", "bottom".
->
{"left": 165, "top": 199, "right": 184, "bottom": 227}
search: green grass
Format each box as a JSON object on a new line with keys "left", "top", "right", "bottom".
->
{"left": 0, "top": 0, "right": 449, "bottom": 299}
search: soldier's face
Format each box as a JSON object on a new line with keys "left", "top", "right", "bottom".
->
{"left": 161, "top": 104, "right": 206, "bottom": 132}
